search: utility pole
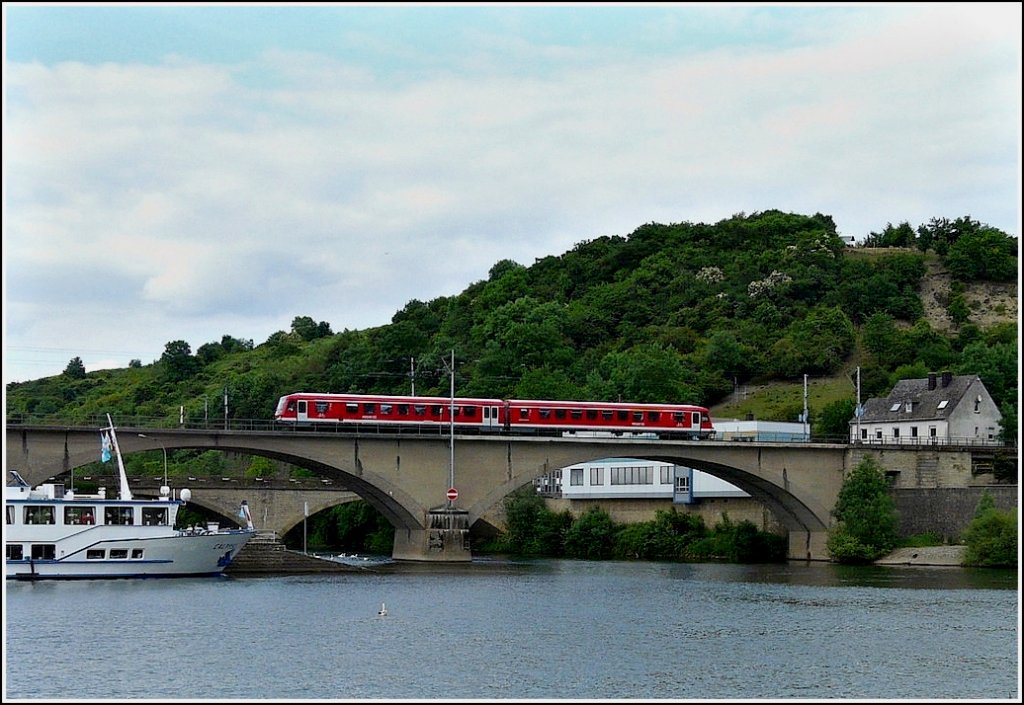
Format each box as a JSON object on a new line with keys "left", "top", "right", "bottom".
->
{"left": 410, "top": 357, "right": 416, "bottom": 396}
{"left": 803, "top": 373, "right": 809, "bottom": 440}
{"left": 448, "top": 349, "right": 455, "bottom": 508}
{"left": 856, "top": 366, "right": 862, "bottom": 443}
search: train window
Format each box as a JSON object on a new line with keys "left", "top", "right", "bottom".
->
{"left": 617, "top": 410, "right": 629, "bottom": 421}
{"left": 414, "top": 405, "right": 427, "bottom": 416}
{"left": 315, "top": 401, "right": 329, "bottom": 415}
{"left": 673, "top": 412, "right": 684, "bottom": 422}
{"left": 463, "top": 406, "right": 476, "bottom": 417}
{"left": 586, "top": 410, "right": 598, "bottom": 420}
{"left": 539, "top": 409, "right": 551, "bottom": 419}
{"left": 633, "top": 411, "right": 643, "bottom": 422}
{"left": 287, "top": 401, "right": 296, "bottom": 412}
{"left": 380, "top": 404, "right": 392, "bottom": 415}
{"left": 452, "top": 406, "right": 461, "bottom": 417}
{"left": 602, "top": 410, "right": 613, "bottom": 420}
{"left": 397, "top": 405, "right": 409, "bottom": 415}
{"left": 363, "top": 403, "right": 376, "bottom": 414}
{"left": 432, "top": 406, "right": 444, "bottom": 416}
{"left": 648, "top": 411, "right": 660, "bottom": 422}
{"left": 571, "top": 409, "right": 582, "bottom": 419}
{"left": 346, "top": 403, "right": 359, "bottom": 414}
{"left": 555, "top": 409, "right": 567, "bottom": 419}
{"left": 519, "top": 409, "right": 530, "bottom": 420}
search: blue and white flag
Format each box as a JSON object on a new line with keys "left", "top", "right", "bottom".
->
{"left": 100, "top": 432, "right": 112, "bottom": 463}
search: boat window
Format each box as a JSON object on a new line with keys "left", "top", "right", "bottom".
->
{"left": 131, "top": 549, "right": 144, "bottom": 559}
{"left": 6, "top": 505, "right": 14, "bottom": 525}
{"left": 24, "top": 506, "right": 55, "bottom": 525}
{"left": 87, "top": 549, "right": 105, "bottom": 560}
{"left": 31, "top": 544, "right": 56, "bottom": 560}
{"left": 142, "top": 508, "right": 168, "bottom": 526}
{"left": 105, "top": 507, "right": 134, "bottom": 526}
{"left": 363, "top": 403, "right": 376, "bottom": 414}
{"left": 109, "top": 549, "right": 129, "bottom": 559}
{"left": 65, "top": 507, "right": 97, "bottom": 525}
{"left": 6, "top": 544, "right": 24, "bottom": 560}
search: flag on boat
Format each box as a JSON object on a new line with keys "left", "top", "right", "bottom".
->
{"left": 100, "top": 432, "right": 112, "bottom": 463}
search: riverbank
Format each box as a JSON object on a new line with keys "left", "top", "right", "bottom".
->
{"left": 875, "top": 545, "right": 967, "bottom": 566}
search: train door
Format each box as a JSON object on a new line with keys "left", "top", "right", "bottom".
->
{"left": 297, "top": 400, "right": 308, "bottom": 422}
{"left": 483, "top": 405, "right": 501, "bottom": 430}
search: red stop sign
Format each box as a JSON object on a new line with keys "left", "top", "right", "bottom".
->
{"left": 446, "top": 487, "right": 459, "bottom": 501}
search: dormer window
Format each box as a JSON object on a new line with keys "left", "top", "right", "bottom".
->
{"left": 904, "top": 402, "right": 913, "bottom": 413}
{"left": 937, "top": 400, "right": 949, "bottom": 410}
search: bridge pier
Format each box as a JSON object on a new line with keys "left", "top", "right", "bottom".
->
{"left": 788, "top": 529, "right": 830, "bottom": 562}
{"left": 391, "top": 508, "right": 472, "bottom": 562}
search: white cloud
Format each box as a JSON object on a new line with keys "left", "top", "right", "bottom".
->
{"left": 3, "top": 5, "right": 1020, "bottom": 384}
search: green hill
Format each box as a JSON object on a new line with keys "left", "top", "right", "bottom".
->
{"left": 6, "top": 210, "right": 1018, "bottom": 443}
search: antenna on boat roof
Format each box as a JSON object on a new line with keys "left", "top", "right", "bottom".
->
{"left": 103, "top": 413, "right": 133, "bottom": 501}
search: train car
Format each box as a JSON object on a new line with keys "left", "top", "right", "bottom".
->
{"left": 275, "top": 392, "right": 715, "bottom": 439}
{"left": 274, "top": 392, "right": 506, "bottom": 430}
{"left": 506, "top": 399, "right": 715, "bottom": 440}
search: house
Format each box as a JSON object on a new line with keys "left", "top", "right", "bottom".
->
{"left": 850, "top": 371, "right": 1002, "bottom": 445}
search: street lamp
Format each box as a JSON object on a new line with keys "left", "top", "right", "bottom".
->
{"left": 138, "top": 434, "right": 168, "bottom": 494}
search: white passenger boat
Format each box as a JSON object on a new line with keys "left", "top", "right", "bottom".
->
{"left": 5, "top": 415, "right": 255, "bottom": 580}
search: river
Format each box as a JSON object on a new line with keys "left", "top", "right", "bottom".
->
{"left": 3, "top": 557, "right": 1019, "bottom": 701}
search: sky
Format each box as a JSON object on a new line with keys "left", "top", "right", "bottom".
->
{"left": 3, "top": 3, "right": 1021, "bottom": 386}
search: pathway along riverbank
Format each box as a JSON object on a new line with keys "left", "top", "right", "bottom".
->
{"left": 225, "top": 533, "right": 971, "bottom": 573}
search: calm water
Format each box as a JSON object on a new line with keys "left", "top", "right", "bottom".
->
{"left": 3, "top": 558, "right": 1020, "bottom": 701}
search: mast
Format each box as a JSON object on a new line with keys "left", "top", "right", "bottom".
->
{"left": 105, "top": 413, "right": 133, "bottom": 501}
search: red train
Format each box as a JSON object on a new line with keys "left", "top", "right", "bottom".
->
{"left": 274, "top": 392, "right": 716, "bottom": 440}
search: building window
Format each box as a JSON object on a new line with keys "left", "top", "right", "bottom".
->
{"left": 610, "top": 466, "right": 654, "bottom": 485}
{"left": 589, "top": 467, "right": 604, "bottom": 486}
{"left": 929, "top": 427, "right": 937, "bottom": 437}
{"left": 861, "top": 429, "right": 868, "bottom": 440}
{"left": 892, "top": 428, "right": 900, "bottom": 438}
{"left": 937, "top": 400, "right": 949, "bottom": 410}
{"left": 570, "top": 469, "right": 583, "bottom": 486}
{"left": 675, "top": 475, "right": 690, "bottom": 493}
{"left": 660, "top": 466, "right": 674, "bottom": 484}
{"left": 875, "top": 430, "right": 883, "bottom": 440}
{"left": 890, "top": 402, "right": 902, "bottom": 412}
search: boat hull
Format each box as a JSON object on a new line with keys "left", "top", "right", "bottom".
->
{"left": 5, "top": 529, "right": 254, "bottom": 580}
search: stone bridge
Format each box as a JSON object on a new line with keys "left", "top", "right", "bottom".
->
{"left": 5, "top": 424, "right": 999, "bottom": 562}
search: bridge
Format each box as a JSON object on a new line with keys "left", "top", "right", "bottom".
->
{"left": 5, "top": 424, "right": 1002, "bottom": 562}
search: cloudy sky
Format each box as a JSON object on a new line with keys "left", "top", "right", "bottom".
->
{"left": 3, "top": 3, "right": 1020, "bottom": 385}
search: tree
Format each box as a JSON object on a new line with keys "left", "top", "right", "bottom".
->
{"left": 159, "top": 340, "right": 198, "bottom": 381}
{"left": 944, "top": 227, "right": 1017, "bottom": 282}
{"left": 63, "top": 356, "right": 86, "bottom": 379}
{"left": 816, "top": 398, "right": 856, "bottom": 439}
{"left": 826, "top": 456, "right": 899, "bottom": 563}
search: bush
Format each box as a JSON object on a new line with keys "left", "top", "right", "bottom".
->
{"left": 961, "top": 492, "right": 1018, "bottom": 568}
